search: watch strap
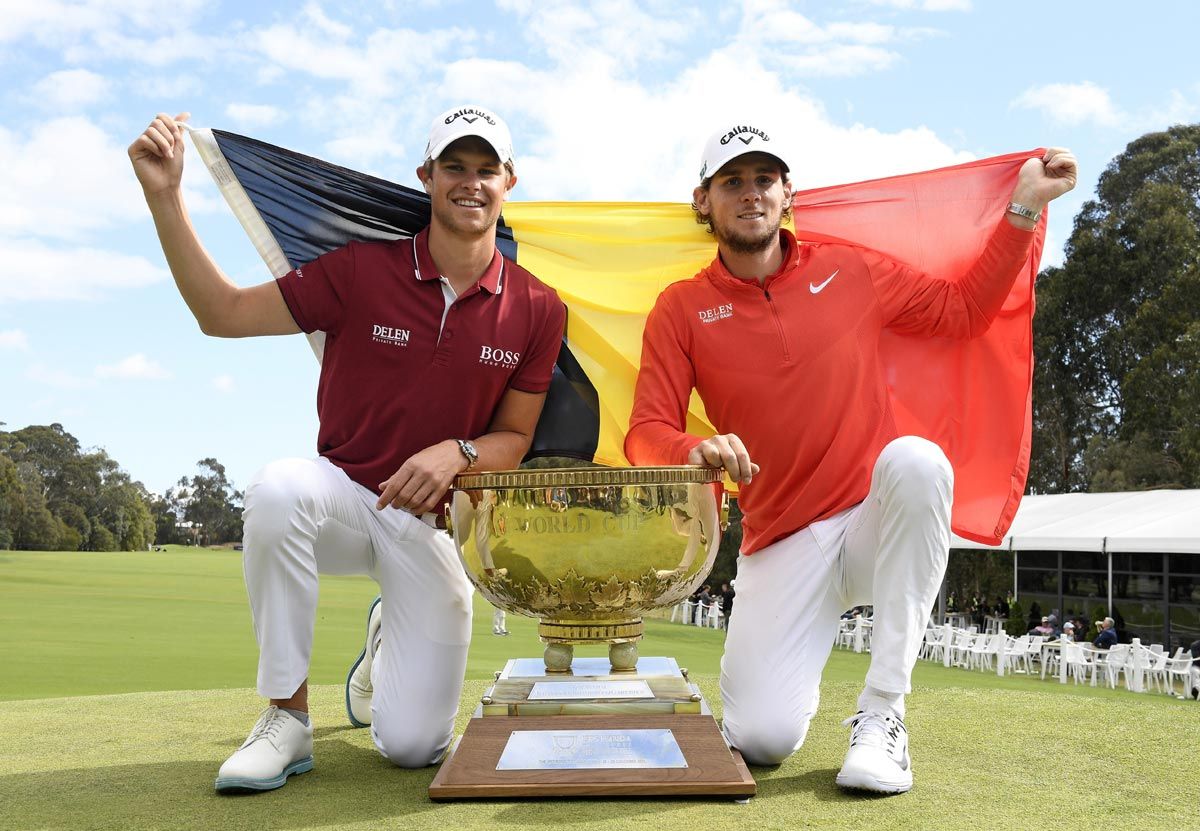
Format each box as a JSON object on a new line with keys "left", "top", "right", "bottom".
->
{"left": 1006, "top": 201, "right": 1041, "bottom": 223}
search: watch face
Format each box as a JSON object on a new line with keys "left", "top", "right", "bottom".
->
{"left": 459, "top": 439, "right": 478, "bottom": 467}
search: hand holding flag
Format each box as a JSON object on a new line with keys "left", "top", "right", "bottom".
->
{"left": 1010, "top": 147, "right": 1078, "bottom": 223}
{"left": 128, "top": 112, "right": 191, "bottom": 197}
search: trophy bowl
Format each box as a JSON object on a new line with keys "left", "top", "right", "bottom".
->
{"left": 446, "top": 466, "right": 724, "bottom": 672}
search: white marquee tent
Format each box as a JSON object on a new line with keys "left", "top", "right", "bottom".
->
{"left": 952, "top": 489, "right": 1200, "bottom": 554}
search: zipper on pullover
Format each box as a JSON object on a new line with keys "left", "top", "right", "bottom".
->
{"left": 763, "top": 288, "right": 792, "bottom": 363}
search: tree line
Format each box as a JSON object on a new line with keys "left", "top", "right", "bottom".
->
{"left": 0, "top": 423, "right": 243, "bottom": 551}
{"left": 1029, "top": 124, "right": 1200, "bottom": 492}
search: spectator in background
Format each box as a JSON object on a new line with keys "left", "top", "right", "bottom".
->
{"left": 1061, "top": 620, "right": 1077, "bottom": 642}
{"left": 1093, "top": 617, "right": 1118, "bottom": 649}
{"left": 695, "top": 584, "right": 714, "bottom": 624}
{"left": 1028, "top": 616, "right": 1054, "bottom": 637}
{"left": 720, "top": 581, "right": 735, "bottom": 629}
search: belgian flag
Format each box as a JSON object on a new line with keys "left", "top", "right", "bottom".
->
{"left": 189, "top": 128, "right": 1044, "bottom": 545}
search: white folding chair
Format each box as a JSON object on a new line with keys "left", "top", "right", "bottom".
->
{"left": 920, "top": 628, "right": 942, "bottom": 661}
{"left": 952, "top": 629, "right": 977, "bottom": 667}
{"left": 1163, "top": 648, "right": 1195, "bottom": 697}
{"left": 1145, "top": 649, "right": 1169, "bottom": 693}
{"left": 1062, "top": 641, "right": 1099, "bottom": 685}
{"left": 1102, "top": 644, "right": 1131, "bottom": 689}
{"left": 860, "top": 618, "right": 874, "bottom": 652}
{"left": 1000, "top": 634, "right": 1033, "bottom": 675}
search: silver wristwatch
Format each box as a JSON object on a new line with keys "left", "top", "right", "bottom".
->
{"left": 455, "top": 438, "right": 479, "bottom": 470}
{"left": 1006, "top": 201, "right": 1042, "bottom": 223}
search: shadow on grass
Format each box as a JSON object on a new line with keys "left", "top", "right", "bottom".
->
{"left": 0, "top": 736, "right": 446, "bottom": 831}
{"left": 750, "top": 765, "right": 849, "bottom": 801}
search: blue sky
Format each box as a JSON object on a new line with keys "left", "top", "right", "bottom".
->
{"left": 2, "top": 0, "right": 1198, "bottom": 496}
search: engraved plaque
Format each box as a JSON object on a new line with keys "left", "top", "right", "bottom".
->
{"left": 527, "top": 680, "right": 654, "bottom": 700}
{"left": 496, "top": 728, "right": 687, "bottom": 770}
{"left": 502, "top": 656, "right": 682, "bottom": 680}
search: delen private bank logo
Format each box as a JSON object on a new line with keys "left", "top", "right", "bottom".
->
{"left": 371, "top": 324, "right": 411, "bottom": 346}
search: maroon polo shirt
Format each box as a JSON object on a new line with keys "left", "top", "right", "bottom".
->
{"left": 276, "top": 227, "right": 565, "bottom": 494}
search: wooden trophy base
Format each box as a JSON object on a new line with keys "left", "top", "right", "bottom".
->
{"left": 428, "top": 713, "right": 755, "bottom": 800}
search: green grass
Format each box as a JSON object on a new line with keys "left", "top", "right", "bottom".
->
{"left": 0, "top": 548, "right": 1194, "bottom": 830}
{"left": 0, "top": 547, "right": 730, "bottom": 700}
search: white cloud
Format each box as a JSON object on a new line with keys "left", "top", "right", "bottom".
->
{"left": 242, "top": 9, "right": 499, "bottom": 169}
{"left": 780, "top": 43, "right": 901, "bottom": 77}
{"left": 225, "top": 103, "right": 287, "bottom": 129}
{"left": 1011, "top": 81, "right": 1121, "bottom": 127}
{"left": 1141, "top": 88, "right": 1200, "bottom": 132}
{"left": 211, "top": 374, "right": 235, "bottom": 393}
{"left": 727, "top": 1, "right": 941, "bottom": 76}
{"left": 441, "top": 47, "right": 970, "bottom": 202}
{"left": 31, "top": 69, "right": 111, "bottom": 108}
{"left": 26, "top": 362, "right": 96, "bottom": 390}
{"left": 0, "top": 239, "right": 165, "bottom": 303}
{"left": 77, "top": 28, "right": 226, "bottom": 66}
{"left": 0, "top": 116, "right": 221, "bottom": 246}
{"left": 253, "top": 17, "right": 472, "bottom": 97}
{"left": 500, "top": 0, "right": 700, "bottom": 68}
{"left": 130, "top": 74, "right": 205, "bottom": 99}
{"left": 424, "top": 0, "right": 972, "bottom": 202}
{"left": 0, "top": 0, "right": 213, "bottom": 59}
{"left": 0, "top": 329, "right": 29, "bottom": 350}
{"left": 95, "top": 353, "right": 172, "bottom": 381}
{"left": 864, "top": 0, "right": 971, "bottom": 10}
{"left": 0, "top": 117, "right": 148, "bottom": 240}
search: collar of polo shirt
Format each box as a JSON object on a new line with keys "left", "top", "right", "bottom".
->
{"left": 410, "top": 228, "right": 506, "bottom": 295}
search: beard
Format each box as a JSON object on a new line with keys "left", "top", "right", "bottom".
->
{"left": 710, "top": 212, "right": 782, "bottom": 255}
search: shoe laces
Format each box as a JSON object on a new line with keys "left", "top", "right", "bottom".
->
{"left": 247, "top": 706, "right": 290, "bottom": 746}
{"left": 842, "top": 710, "right": 904, "bottom": 753}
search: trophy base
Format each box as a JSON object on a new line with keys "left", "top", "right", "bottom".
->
{"left": 427, "top": 714, "right": 755, "bottom": 800}
{"left": 428, "top": 656, "right": 755, "bottom": 801}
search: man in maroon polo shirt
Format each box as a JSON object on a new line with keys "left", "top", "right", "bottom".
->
{"left": 129, "top": 105, "right": 565, "bottom": 794}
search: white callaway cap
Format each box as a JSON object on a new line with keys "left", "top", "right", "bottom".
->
{"left": 698, "top": 121, "right": 790, "bottom": 184}
{"left": 425, "top": 105, "right": 515, "bottom": 167}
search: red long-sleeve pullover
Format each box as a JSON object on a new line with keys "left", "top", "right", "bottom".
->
{"left": 624, "top": 217, "right": 1036, "bottom": 554}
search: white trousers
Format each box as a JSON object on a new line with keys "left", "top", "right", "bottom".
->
{"left": 241, "top": 457, "right": 473, "bottom": 768}
{"left": 720, "top": 436, "right": 952, "bottom": 765}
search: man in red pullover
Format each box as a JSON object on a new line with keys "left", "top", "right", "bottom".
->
{"left": 625, "top": 122, "right": 1076, "bottom": 794}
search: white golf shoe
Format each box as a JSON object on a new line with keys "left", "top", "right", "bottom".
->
{"left": 835, "top": 710, "right": 913, "bottom": 794}
{"left": 215, "top": 706, "right": 313, "bottom": 793}
{"left": 345, "top": 595, "right": 382, "bottom": 727}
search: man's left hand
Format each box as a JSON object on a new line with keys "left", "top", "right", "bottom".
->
{"left": 1012, "top": 147, "right": 1078, "bottom": 213}
{"left": 376, "top": 440, "right": 467, "bottom": 514}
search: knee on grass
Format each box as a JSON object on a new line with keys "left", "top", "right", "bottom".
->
{"left": 372, "top": 720, "right": 453, "bottom": 769}
{"left": 726, "top": 713, "right": 812, "bottom": 766}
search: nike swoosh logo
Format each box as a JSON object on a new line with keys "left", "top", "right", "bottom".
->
{"left": 810, "top": 269, "right": 839, "bottom": 294}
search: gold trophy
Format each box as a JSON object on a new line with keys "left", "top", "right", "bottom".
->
{"left": 428, "top": 467, "right": 755, "bottom": 799}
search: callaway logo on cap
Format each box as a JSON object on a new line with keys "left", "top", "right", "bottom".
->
{"left": 425, "top": 104, "right": 515, "bottom": 167}
{"left": 698, "top": 121, "right": 791, "bottom": 184}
